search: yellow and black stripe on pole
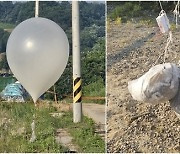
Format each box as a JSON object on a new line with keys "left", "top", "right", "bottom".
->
{"left": 72, "top": 1, "right": 82, "bottom": 123}
{"left": 73, "top": 77, "right": 82, "bottom": 103}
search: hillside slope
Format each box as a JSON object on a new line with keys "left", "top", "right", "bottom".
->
{"left": 107, "top": 21, "right": 180, "bottom": 152}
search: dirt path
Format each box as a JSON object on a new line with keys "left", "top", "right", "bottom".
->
{"left": 49, "top": 112, "right": 79, "bottom": 152}
{"left": 52, "top": 102, "right": 105, "bottom": 150}
{"left": 56, "top": 128, "right": 79, "bottom": 153}
{"left": 83, "top": 103, "right": 105, "bottom": 140}
{"left": 107, "top": 20, "right": 180, "bottom": 153}
{"left": 82, "top": 103, "right": 105, "bottom": 124}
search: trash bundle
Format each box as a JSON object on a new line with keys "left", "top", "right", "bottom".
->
{"left": 128, "top": 63, "right": 180, "bottom": 103}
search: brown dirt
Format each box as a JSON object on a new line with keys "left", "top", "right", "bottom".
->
{"left": 56, "top": 128, "right": 79, "bottom": 152}
{"left": 37, "top": 101, "right": 105, "bottom": 140}
{"left": 82, "top": 103, "right": 105, "bottom": 140}
{"left": 35, "top": 101, "right": 71, "bottom": 112}
{"left": 107, "top": 20, "right": 180, "bottom": 153}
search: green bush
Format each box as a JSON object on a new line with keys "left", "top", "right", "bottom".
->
{"left": 109, "top": 2, "right": 142, "bottom": 22}
{"left": 0, "top": 28, "right": 10, "bottom": 53}
{"left": 83, "top": 78, "right": 105, "bottom": 104}
{"left": 108, "top": 1, "right": 177, "bottom": 22}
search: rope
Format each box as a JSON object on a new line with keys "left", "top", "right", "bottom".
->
{"left": 30, "top": 103, "right": 37, "bottom": 143}
{"left": 30, "top": 118, "right": 36, "bottom": 143}
{"left": 153, "top": 31, "right": 172, "bottom": 65}
{"left": 163, "top": 31, "right": 173, "bottom": 63}
{"left": 173, "top": 0, "right": 180, "bottom": 28}
{"left": 154, "top": 2, "right": 174, "bottom": 66}
{"left": 159, "top": 0, "right": 164, "bottom": 11}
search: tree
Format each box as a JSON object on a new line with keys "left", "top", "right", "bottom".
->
{"left": 80, "top": 24, "right": 105, "bottom": 51}
{"left": 0, "top": 28, "right": 10, "bottom": 53}
{"left": 0, "top": 54, "right": 9, "bottom": 70}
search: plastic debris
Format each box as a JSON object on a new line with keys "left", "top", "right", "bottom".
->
{"left": 0, "top": 81, "right": 28, "bottom": 102}
{"left": 156, "top": 10, "right": 170, "bottom": 33}
{"left": 30, "top": 120, "right": 36, "bottom": 143}
{"left": 128, "top": 63, "right": 180, "bottom": 103}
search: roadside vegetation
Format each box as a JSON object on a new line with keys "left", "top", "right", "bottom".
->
{"left": 0, "top": 76, "right": 14, "bottom": 91}
{"left": 57, "top": 111, "right": 105, "bottom": 153}
{"left": 0, "top": 102, "right": 105, "bottom": 153}
{"left": 0, "top": 22, "right": 15, "bottom": 29}
{"left": 107, "top": 1, "right": 177, "bottom": 25}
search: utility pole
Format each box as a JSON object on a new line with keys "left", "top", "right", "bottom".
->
{"left": 35, "top": 0, "right": 39, "bottom": 17}
{"left": 72, "top": 1, "right": 82, "bottom": 123}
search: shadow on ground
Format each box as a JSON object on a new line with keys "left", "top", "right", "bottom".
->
{"left": 107, "top": 32, "right": 155, "bottom": 70}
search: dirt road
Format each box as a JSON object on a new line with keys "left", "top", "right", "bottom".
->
{"left": 107, "top": 20, "right": 180, "bottom": 153}
{"left": 83, "top": 103, "right": 105, "bottom": 140}
{"left": 82, "top": 103, "right": 105, "bottom": 124}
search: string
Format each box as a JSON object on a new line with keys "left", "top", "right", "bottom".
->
{"left": 30, "top": 104, "right": 37, "bottom": 143}
{"left": 153, "top": 2, "right": 173, "bottom": 65}
{"left": 163, "top": 31, "right": 173, "bottom": 63}
{"left": 30, "top": 115, "right": 36, "bottom": 143}
{"left": 159, "top": 0, "right": 163, "bottom": 11}
{"left": 173, "top": 0, "right": 180, "bottom": 28}
{"left": 153, "top": 31, "right": 172, "bottom": 66}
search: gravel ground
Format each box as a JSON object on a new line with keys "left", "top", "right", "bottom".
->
{"left": 107, "top": 19, "right": 180, "bottom": 153}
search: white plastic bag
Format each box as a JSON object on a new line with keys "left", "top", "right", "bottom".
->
{"left": 156, "top": 10, "right": 170, "bottom": 33}
{"left": 128, "top": 63, "right": 180, "bottom": 103}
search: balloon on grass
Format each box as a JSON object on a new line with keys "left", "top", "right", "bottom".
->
{"left": 6, "top": 17, "right": 69, "bottom": 102}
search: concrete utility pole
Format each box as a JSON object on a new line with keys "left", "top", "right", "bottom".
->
{"left": 72, "top": 1, "right": 82, "bottom": 123}
{"left": 35, "top": 0, "right": 39, "bottom": 18}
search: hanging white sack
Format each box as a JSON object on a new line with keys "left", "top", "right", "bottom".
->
{"left": 156, "top": 10, "right": 171, "bottom": 33}
{"left": 128, "top": 63, "right": 180, "bottom": 103}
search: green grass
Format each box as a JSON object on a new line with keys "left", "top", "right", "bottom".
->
{"left": 109, "top": 2, "right": 142, "bottom": 22}
{"left": 0, "top": 22, "right": 15, "bottom": 30}
{"left": 108, "top": 2, "right": 158, "bottom": 26}
{"left": 83, "top": 78, "right": 105, "bottom": 97}
{"left": 0, "top": 102, "right": 67, "bottom": 152}
{"left": 83, "top": 78, "right": 105, "bottom": 104}
{"left": 0, "top": 76, "right": 15, "bottom": 91}
{"left": 0, "top": 102, "right": 105, "bottom": 153}
{"left": 61, "top": 78, "right": 105, "bottom": 104}
{"left": 56, "top": 112, "right": 105, "bottom": 153}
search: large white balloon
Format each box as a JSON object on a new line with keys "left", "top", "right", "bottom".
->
{"left": 6, "top": 17, "right": 69, "bottom": 102}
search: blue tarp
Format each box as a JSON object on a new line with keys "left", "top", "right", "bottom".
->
{"left": 1, "top": 82, "right": 27, "bottom": 102}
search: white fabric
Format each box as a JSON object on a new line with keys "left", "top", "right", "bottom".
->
{"left": 128, "top": 63, "right": 180, "bottom": 103}
{"left": 156, "top": 10, "right": 170, "bottom": 33}
{"left": 30, "top": 120, "right": 36, "bottom": 143}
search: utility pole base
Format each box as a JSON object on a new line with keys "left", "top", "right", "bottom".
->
{"left": 73, "top": 103, "right": 82, "bottom": 123}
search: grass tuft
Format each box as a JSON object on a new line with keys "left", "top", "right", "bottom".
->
{"left": 0, "top": 102, "right": 105, "bottom": 153}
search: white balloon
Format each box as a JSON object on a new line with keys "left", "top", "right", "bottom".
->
{"left": 6, "top": 17, "right": 69, "bottom": 102}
